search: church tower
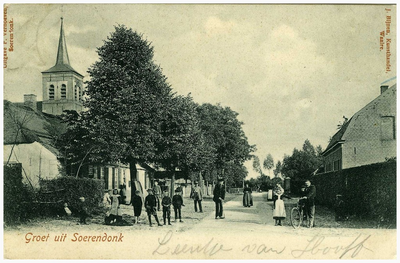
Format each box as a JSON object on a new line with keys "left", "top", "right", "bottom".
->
{"left": 41, "top": 18, "right": 84, "bottom": 115}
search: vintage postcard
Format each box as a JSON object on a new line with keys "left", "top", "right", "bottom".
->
{"left": 2, "top": 3, "right": 397, "bottom": 260}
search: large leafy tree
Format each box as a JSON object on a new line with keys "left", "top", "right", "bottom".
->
{"left": 224, "top": 162, "right": 248, "bottom": 188}
{"left": 83, "top": 25, "right": 173, "bottom": 198}
{"left": 154, "top": 95, "right": 207, "bottom": 195}
{"left": 196, "top": 103, "right": 254, "bottom": 185}
{"left": 263, "top": 153, "right": 274, "bottom": 176}
{"left": 281, "top": 139, "right": 323, "bottom": 193}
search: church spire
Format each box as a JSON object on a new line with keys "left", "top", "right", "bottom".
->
{"left": 55, "top": 17, "right": 70, "bottom": 66}
{"left": 42, "top": 16, "right": 82, "bottom": 77}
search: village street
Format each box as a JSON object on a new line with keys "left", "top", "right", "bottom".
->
{"left": 4, "top": 192, "right": 396, "bottom": 260}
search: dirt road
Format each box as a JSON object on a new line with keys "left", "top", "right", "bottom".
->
{"left": 4, "top": 193, "right": 396, "bottom": 260}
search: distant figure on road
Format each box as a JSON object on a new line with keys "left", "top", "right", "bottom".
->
{"left": 213, "top": 179, "right": 225, "bottom": 219}
{"left": 243, "top": 183, "right": 253, "bottom": 207}
{"left": 153, "top": 181, "right": 162, "bottom": 211}
{"left": 272, "top": 183, "right": 286, "bottom": 226}
{"left": 191, "top": 181, "right": 203, "bottom": 212}
{"left": 302, "top": 179, "right": 316, "bottom": 228}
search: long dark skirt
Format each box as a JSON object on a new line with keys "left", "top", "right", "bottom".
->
{"left": 133, "top": 205, "right": 142, "bottom": 217}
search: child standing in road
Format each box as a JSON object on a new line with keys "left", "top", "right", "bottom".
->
{"left": 172, "top": 188, "right": 184, "bottom": 222}
{"left": 145, "top": 189, "right": 162, "bottom": 227}
{"left": 162, "top": 190, "right": 172, "bottom": 225}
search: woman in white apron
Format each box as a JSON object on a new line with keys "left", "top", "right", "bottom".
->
{"left": 272, "top": 183, "right": 286, "bottom": 226}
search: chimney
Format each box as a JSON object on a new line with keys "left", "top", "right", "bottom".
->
{"left": 24, "top": 94, "right": 37, "bottom": 111}
{"left": 380, "top": 85, "right": 389, "bottom": 94}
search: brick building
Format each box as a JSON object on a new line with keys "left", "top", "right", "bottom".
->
{"left": 322, "top": 84, "right": 396, "bottom": 172}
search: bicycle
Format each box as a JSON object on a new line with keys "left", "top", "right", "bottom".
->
{"left": 290, "top": 198, "right": 307, "bottom": 229}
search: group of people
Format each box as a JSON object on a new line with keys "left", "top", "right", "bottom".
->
{"left": 142, "top": 188, "right": 185, "bottom": 227}
{"left": 96, "top": 178, "right": 316, "bottom": 228}
{"left": 270, "top": 180, "right": 316, "bottom": 228}
{"left": 188, "top": 178, "right": 226, "bottom": 220}
{"left": 141, "top": 178, "right": 226, "bottom": 226}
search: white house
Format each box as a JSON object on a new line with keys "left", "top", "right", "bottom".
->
{"left": 3, "top": 101, "right": 63, "bottom": 189}
{"left": 4, "top": 142, "right": 60, "bottom": 189}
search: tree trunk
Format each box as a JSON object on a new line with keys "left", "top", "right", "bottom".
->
{"left": 199, "top": 171, "right": 205, "bottom": 196}
{"left": 129, "top": 159, "right": 138, "bottom": 203}
{"left": 170, "top": 168, "right": 176, "bottom": 198}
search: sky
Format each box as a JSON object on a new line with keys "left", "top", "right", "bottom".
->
{"left": 3, "top": 4, "right": 397, "bottom": 179}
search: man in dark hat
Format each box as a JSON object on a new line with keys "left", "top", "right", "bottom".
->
{"left": 213, "top": 179, "right": 225, "bottom": 219}
{"left": 302, "top": 180, "right": 316, "bottom": 228}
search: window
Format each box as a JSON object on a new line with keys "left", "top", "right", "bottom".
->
{"left": 112, "top": 168, "right": 116, "bottom": 189}
{"left": 75, "top": 85, "right": 78, "bottom": 100}
{"left": 79, "top": 87, "right": 83, "bottom": 101}
{"left": 104, "top": 168, "right": 109, "bottom": 189}
{"left": 333, "top": 160, "right": 342, "bottom": 171}
{"left": 61, "top": 84, "right": 66, "bottom": 99}
{"left": 100, "top": 167, "right": 104, "bottom": 180}
{"left": 49, "top": 85, "right": 55, "bottom": 100}
{"left": 88, "top": 165, "right": 94, "bottom": 178}
{"left": 325, "top": 162, "right": 333, "bottom": 172}
{"left": 381, "top": 116, "right": 395, "bottom": 140}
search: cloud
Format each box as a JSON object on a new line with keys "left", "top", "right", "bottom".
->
{"left": 204, "top": 16, "right": 236, "bottom": 36}
{"left": 176, "top": 70, "right": 229, "bottom": 105}
{"left": 4, "top": 5, "right": 391, "bottom": 169}
{"left": 296, "top": 98, "right": 312, "bottom": 109}
{"left": 257, "top": 24, "right": 334, "bottom": 97}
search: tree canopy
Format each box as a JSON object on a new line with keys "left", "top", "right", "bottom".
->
{"left": 196, "top": 103, "right": 254, "bottom": 186}
{"left": 84, "top": 25, "right": 173, "bottom": 168}
{"left": 252, "top": 155, "right": 262, "bottom": 176}
{"left": 56, "top": 25, "right": 255, "bottom": 192}
{"left": 263, "top": 153, "right": 274, "bottom": 176}
{"left": 281, "top": 139, "right": 323, "bottom": 181}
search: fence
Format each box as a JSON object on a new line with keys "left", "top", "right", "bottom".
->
{"left": 313, "top": 161, "right": 396, "bottom": 224}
